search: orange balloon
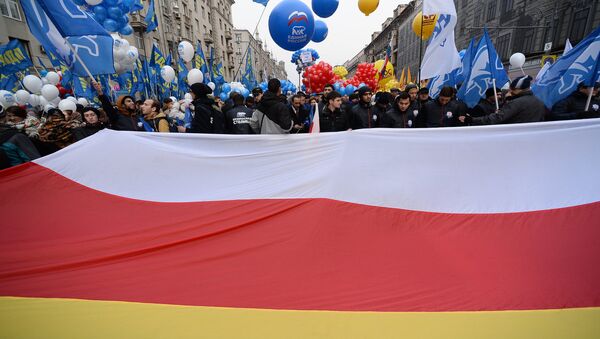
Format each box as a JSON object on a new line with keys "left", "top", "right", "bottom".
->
{"left": 412, "top": 11, "right": 439, "bottom": 40}
{"left": 358, "top": 0, "right": 379, "bottom": 16}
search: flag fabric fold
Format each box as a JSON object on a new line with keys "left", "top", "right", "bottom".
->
{"left": 420, "top": 0, "right": 461, "bottom": 79}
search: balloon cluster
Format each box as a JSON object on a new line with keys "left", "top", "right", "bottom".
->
{"left": 302, "top": 61, "right": 338, "bottom": 94}
{"left": 0, "top": 73, "right": 85, "bottom": 112}
{"left": 256, "top": 80, "right": 297, "bottom": 95}
{"left": 112, "top": 35, "right": 138, "bottom": 74}
{"left": 333, "top": 65, "right": 348, "bottom": 80}
{"left": 343, "top": 63, "right": 378, "bottom": 91}
{"left": 218, "top": 82, "right": 249, "bottom": 101}
{"left": 74, "top": 0, "right": 135, "bottom": 35}
{"left": 291, "top": 49, "right": 320, "bottom": 65}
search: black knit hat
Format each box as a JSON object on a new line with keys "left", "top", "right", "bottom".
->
{"left": 190, "top": 83, "right": 212, "bottom": 97}
{"left": 510, "top": 75, "right": 532, "bottom": 90}
{"left": 357, "top": 86, "right": 373, "bottom": 97}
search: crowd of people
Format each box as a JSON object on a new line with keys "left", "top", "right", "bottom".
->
{"left": 1, "top": 75, "right": 599, "bottom": 169}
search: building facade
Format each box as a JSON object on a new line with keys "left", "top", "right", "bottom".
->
{"left": 345, "top": 0, "right": 600, "bottom": 81}
{"left": 232, "top": 29, "right": 287, "bottom": 83}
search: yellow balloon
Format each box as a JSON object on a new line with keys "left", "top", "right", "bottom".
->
{"left": 333, "top": 65, "right": 348, "bottom": 80}
{"left": 373, "top": 59, "right": 394, "bottom": 90}
{"left": 412, "top": 11, "right": 438, "bottom": 40}
{"left": 358, "top": 0, "right": 379, "bottom": 16}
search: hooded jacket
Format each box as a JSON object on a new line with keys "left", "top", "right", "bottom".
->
{"left": 256, "top": 91, "right": 292, "bottom": 131}
{"left": 187, "top": 97, "right": 225, "bottom": 134}
{"left": 98, "top": 94, "right": 144, "bottom": 131}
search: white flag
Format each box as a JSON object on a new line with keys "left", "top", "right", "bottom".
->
{"left": 564, "top": 39, "right": 573, "bottom": 56}
{"left": 420, "top": 14, "right": 461, "bottom": 79}
{"left": 423, "top": 0, "right": 457, "bottom": 16}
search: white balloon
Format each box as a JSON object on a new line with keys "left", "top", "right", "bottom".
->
{"left": 41, "top": 84, "right": 59, "bottom": 101}
{"left": 23, "top": 75, "right": 43, "bottom": 93}
{"left": 38, "top": 96, "right": 48, "bottom": 107}
{"left": 51, "top": 97, "right": 61, "bottom": 106}
{"left": 58, "top": 99, "right": 77, "bottom": 112}
{"left": 118, "top": 39, "right": 130, "bottom": 51}
{"left": 161, "top": 66, "right": 176, "bottom": 82}
{"left": 44, "top": 103, "right": 56, "bottom": 112}
{"left": 0, "top": 90, "right": 16, "bottom": 107}
{"left": 77, "top": 98, "right": 89, "bottom": 106}
{"left": 29, "top": 94, "right": 40, "bottom": 107}
{"left": 184, "top": 93, "right": 193, "bottom": 101}
{"left": 67, "top": 96, "right": 78, "bottom": 103}
{"left": 169, "top": 96, "right": 177, "bottom": 102}
{"left": 187, "top": 68, "right": 203, "bottom": 85}
{"left": 178, "top": 41, "right": 194, "bottom": 62}
{"left": 42, "top": 78, "right": 49, "bottom": 85}
{"left": 207, "top": 82, "right": 216, "bottom": 91}
{"left": 15, "top": 90, "right": 31, "bottom": 104}
{"left": 114, "top": 62, "right": 125, "bottom": 74}
{"left": 126, "top": 46, "right": 139, "bottom": 63}
{"left": 45, "top": 71, "right": 60, "bottom": 85}
{"left": 509, "top": 53, "right": 526, "bottom": 68}
{"left": 115, "top": 48, "right": 127, "bottom": 61}
{"left": 85, "top": 0, "right": 103, "bottom": 5}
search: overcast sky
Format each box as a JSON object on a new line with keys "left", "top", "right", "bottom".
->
{"left": 231, "top": 0, "right": 409, "bottom": 82}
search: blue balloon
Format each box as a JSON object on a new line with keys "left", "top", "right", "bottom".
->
{"left": 40, "top": 70, "right": 48, "bottom": 77}
{"left": 241, "top": 88, "right": 250, "bottom": 97}
{"left": 333, "top": 82, "right": 341, "bottom": 91}
{"left": 269, "top": 0, "right": 315, "bottom": 51}
{"left": 119, "top": 24, "right": 133, "bottom": 35}
{"left": 93, "top": 6, "right": 107, "bottom": 22}
{"left": 346, "top": 85, "right": 356, "bottom": 94}
{"left": 358, "top": 83, "right": 366, "bottom": 88}
{"left": 117, "top": 14, "right": 129, "bottom": 25}
{"left": 104, "top": 0, "right": 120, "bottom": 6}
{"left": 222, "top": 83, "right": 231, "bottom": 93}
{"left": 311, "top": 20, "right": 328, "bottom": 43}
{"left": 107, "top": 6, "right": 123, "bottom": 20}
{"left": 102, "top": 19, "right": 119, "bottom": 32}
{"left": 72, "top": 0, "right": 87, "bottom": 5}
{"left": 311, "top": 0, "right": 338, "bottom": 18}
{"left": 219, "top": 92, "right": 229, "bottom": 101}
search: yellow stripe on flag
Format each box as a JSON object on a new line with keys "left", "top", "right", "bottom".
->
{"left": 0, "top": 297, "right": 599, "bottom": 339}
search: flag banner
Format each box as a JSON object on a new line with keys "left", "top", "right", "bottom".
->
{"left": 177, "top": 58, "right": 189, "bottom": 97}
{"left": 457, "top": 30, "right": 510, "bottom": 108}
{"left": 0, "top": 40, "right": 33, "bottom": 74}
{"left": 145, "top": 0, "right": 158, "bottom": 32}
{"left": 454, "top": 38, "right": 476, "bottom": 85}
{"left": 532, "top": 27, "right": 600, "bottom": 109}
{"left": 253, "top": 0, "right": 269, "bottom": 6}
{"left": 420, "top": 1, "right": 461, "bottom": 79}
{"left": 73, "top": 76, "right": 92, "bottom": 99}
{"left": 0, "top": 73, "right": 21, "bottom": 92}
{"left": 242, "top": 49, "right": 257, "bottom": 90}
{"left": 20, "top": 0, "right": 115, "bottom": 76}
{"left": 1, "top": 121, "right": 600, "bottom": 338}
{"left": 194, "top": 42, "right": 210, "bottom": 84}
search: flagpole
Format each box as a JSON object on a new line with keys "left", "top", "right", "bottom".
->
{"left": 492, "top": 78, "right": 499, "bottom": 111}
{"left": 584, "top": 88, "right": 593, "bottom": 112}
{"left": 417, "top": 12, "right": 424, "bottom": 85}
{"left": 233, "top": 5, "right": 268, "bottom": 82}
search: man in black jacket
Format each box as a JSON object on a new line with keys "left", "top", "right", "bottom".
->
{"left": 92, "top": 80, "right": 144, "bottom": 131}
{"left": 382, "top": 92, "right": 418, "bottom": 128}
{"left": 350, "top": 86, "right": 378, "bottom": 129}
{"left": 255, "top": 79, "right": 292, "bottom": 131}
{"left": 549, "top": 82, "right": 600, "bottom": 120}
{"left": 320, "top": 91, "right": 350, "bottom": 132}
{"left": 423, "top": 86, "right": 461, "bottom": 127}
{"left": 460, "top": 76, "right": 545, "bottom": 125}
{"left": 177, "top": 83, "right": 225, "bottom": 134}
{"left": 225, "top": 93, "right": 254, "bottom": 134}
{"left": 289, "top": 94, "right": 310, "bottom": 133}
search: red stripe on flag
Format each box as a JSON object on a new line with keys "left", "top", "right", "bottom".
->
{"left": 1, "top": 163, "right": 600, "bottom": 312}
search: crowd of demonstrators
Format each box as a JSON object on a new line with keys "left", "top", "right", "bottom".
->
{"left": 2, "top": 70, "right": 599, "bottom": 170}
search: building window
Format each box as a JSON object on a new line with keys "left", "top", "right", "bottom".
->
{"left": 570, "top": 8, "right": 589, "bottom": 44}
{"left": 496, "top": 33, "right": 511, "bottom": 60}
{"left": 0, "top": 0, "right": 21, "bottom": 21}
{"left": 522, "top": 27, "right": 534, "bottom": 53}
{"left": 487, "top": 2, "right": 496, "bottom": 22}
{"left": 500, "top": 0, "right": 513, "bottom": 13}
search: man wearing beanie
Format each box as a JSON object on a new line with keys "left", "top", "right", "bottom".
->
{"left": 250, "top": 79, "right": 292, "bottom": 134}
{"left": 350, "top": 86, "right": 378, "bottom": 129}
{"left": 460, "top": 75, "right": 545, "bottom": 125}
{"left": 178, "top": 83, "right": 225, "bottom": 134}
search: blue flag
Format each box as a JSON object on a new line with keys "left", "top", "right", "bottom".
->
{"left": 177, "top": 58, "right": 189, "bottom": 97}
{"left": 194, "top": 43, "right": 210, "bottom": 84}
{"left": 130, "top": 0, "right": 144, "bottom": 12}
{"left": 209, "top": 47, "right": 215, "bottom": 83}
{"left": 457, "top": 29, "right": 510, "bottom": 108}
{"left": 0, "top": 73, "right": 21, "bottom": 92}
{"left": 455, "top": 38, "right": 476, "bottom": 85}
{"left": 0, "top": 40, "right": 33, "bottom": 74}
{"left": 428, "top": 71, "right": 457, "bottom": 99}
{"left": 73, "top": 76, "right": 93, "bottom": 99}
{"left": 532, "top": 26, "right": 600, "bottom": 109}
{"left": 242, "top": 49, "right": 257, "bottom": 90}
{"left": 20, "top": 0, "right": 114, "bottom": 76}
{"left": 145, "top": 0, "right": 158, "bottom": 33}
{"left": 253, "top": 0, "right": 269, "bottom": 6}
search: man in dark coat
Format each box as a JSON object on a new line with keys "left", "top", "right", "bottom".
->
{"left": 382, "top": 92, "right": 419, "bottom": 128}
{"left": 549, "top": 82, "right": 600, "bottom": 120}
{"left": 350, "top": 86, "right": 378, "bottom": 129}
{"left": 225, "top": 93, "right": 255, "bottom": 134}
{"left": 255, "top": 79, "right": 293, "bottom": 131}
{"left": 178, "top": 83, "right": 225, "bottom": 134}
{"left": 471, "top": 87, "right": 501, "bottom": 117}
{"left": 320, "top": 91, "right": 350, "bottom": 132}
{"left": 422, "top": 86, "right": 461, "bottom": 127}
{"left": 92, "top": 80, "right": 144, "bottom": 131}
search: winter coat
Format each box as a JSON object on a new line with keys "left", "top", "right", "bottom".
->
{"left": 255, "top": 91, "right": 292, "bottom": 131}
{"left": 472, "top": 90, "right": 545, "bottom": 125}
{"left": 225, "top": 105, "right": 255, "bottom": 134}
{"left": 320, "top": 105, "right": 350, "bottom": 132}
{"left": 73, "top": 123, "right": 105, "bottom": 141}
{"left": 187, "top": 97, "right": 225, "bottom": 134}
{"left": 471, "top": 99, "right": 497, "bottom": 117}
{"left": 289, "top": 105, "right": 310, "bottom": 133}
{"left": 350, "top": 101, "right": 379, "bottom": 129}
{"left": 382, "top": 105, "right": 418, "bottom": 128}
{"left": 422, "top": 99, "right": 461, "bottom": 127}
{"left": 146, "top": 112, "right": 170, "bottom": 133}
{"left": 98, "top": 95, "right": 144, "bottom": 131}
{"left": 549, "top": 91, "right": 600, "bottom": 120}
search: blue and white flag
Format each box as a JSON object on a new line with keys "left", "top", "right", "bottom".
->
{"left": 455, "top": 38, "right": 476, "bottom": 85}
{"left": 145, "top": 0, "right": 158, "bottom": 33}
{"left": 428, "top": 71, "right": 457, "bottom": 99}
{"left": 20, "top": 0, "right": 114, "bottom": 76}
{"left": 253, "top": 0, "right": 269, "bottom": 6}
{"left": 532, "top": 26, "right": 600, "bottom": 109}
{"left": 420, "top": 0, "right": 461, "bottom": 79}
{"left": 0, "top": 40, "right": 33, "bottom": 74}
{"left": 457, "top": 30, "right": 510, "bottom": 108}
